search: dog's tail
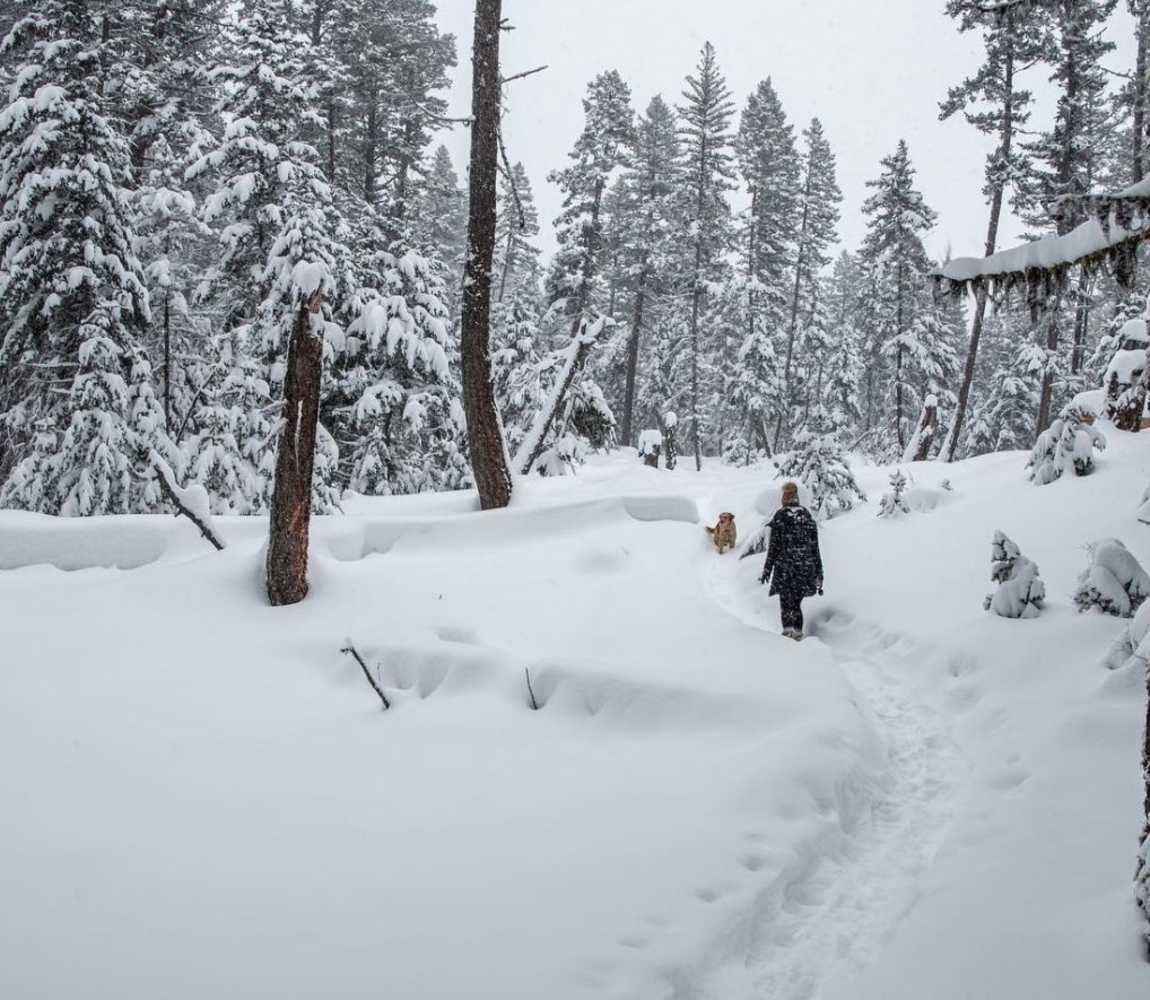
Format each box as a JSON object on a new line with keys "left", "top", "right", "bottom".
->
{"left": 704, "top": 525, "right": 716, "bottom": 536}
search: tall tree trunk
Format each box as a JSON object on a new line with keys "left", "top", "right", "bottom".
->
{"left": 1135, "top": 3, "right": 1149, "bottom": 184}
{"left": 690, "top": 272, "right": 703, "bottom": 471}
{"left": 1070, "top": 271, "right": 1093, "bottom": 376}
{"left": 895, "top": 261, "right": 906, "bottom": 450}
{"left": 1035, "top": 301, "right": 1059, "bottom": 436}
{"left": 162, "top": 289, "right": 172, "bottom": 430}
{"left": 944, "top": 22, "right": 1015, "bottom": 462}
{"left": 460, "top": 0, "right": 512, "bottom": 510}
{"left": 363, "top": 96, "right": 378, "bottom": 205}
{"left": 620, "top": 262, "right": 648, "bottom": 447}
{"left": 266, "top": 291, "right": 325, "bottom": 607}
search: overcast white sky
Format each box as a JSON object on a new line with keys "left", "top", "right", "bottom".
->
{"left": 431, "top": 1, "right": 1137, "bottom": 263}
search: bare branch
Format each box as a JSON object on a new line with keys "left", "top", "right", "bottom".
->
{"left": 501, "top": 65, "right": 548, "bottom": 85}
{"left": 341, "top": 643, "right": 392, "bottom": 710}
{"left": 153, "top": 461, "right": 226, "bottom": 552}
{"left": 524, "top": 667, "right": 540, "bottom": 710}
{"left": 497, "top": 128, "right": 527, "bottom": 231}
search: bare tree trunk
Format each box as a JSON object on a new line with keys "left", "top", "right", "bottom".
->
{"left": 620, "top": 263, "right": 648, "bottom": 447}
{"left": 944, "top": 6, "right": 1015, "bottom": 462}
{"left": 162, "top": 288, "right": 172, "bottom": 430}
{"left": 460, "top": 0, "right": 513, "bottom": 510}
{"left": 1135, "top": 3, "right": 1149, "bottom": 184}
{"left": 1036, "top": 302, "right": 1060, "bottom": 438}
{"left": 266, "top": 291, "right": 325, "bottom": 607}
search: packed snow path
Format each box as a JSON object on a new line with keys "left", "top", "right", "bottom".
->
{"left": 680, "top": 559, "right": 967, "bottom": 999}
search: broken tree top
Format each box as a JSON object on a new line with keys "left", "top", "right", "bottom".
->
{"left": 934, "top": 176, "right": 1150, "bottom": 302}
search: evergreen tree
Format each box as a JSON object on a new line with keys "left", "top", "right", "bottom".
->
{"left": 618, "top": 95, "right": 680, "bottom": 446}
{"left": 775, "top": 433, "right": 867, "bottom": 520}
{"left": 861, "top": 141, "right": 939, "bottom": 452}
{"left": 1021, "top": 0, "right": 1118, "bottom": 434}
{"left": 939, "top": 0, "right": 1044, "bottom": 459}
{"left": 495, "top": 160, "right": 541, "bottom": 303}
{"left": 548, "top": 70, "right": 635, "bottom": 316}
{"left": 678, "top": 42, "right": 737, "bottom": 470}
{"left": 414, "top": 144, "right": 468, "bottom": 298}
{"left": 734, "top": 78, "right": 800, "bottom": 449}
{"left": 522, "top": 70, "right": 633, "bottom": 474}
{"left": 779, "top": 118, "right": 841, "bottom": 445}
{"left": 0, "top": 2, "right": 174, "bottom": 514}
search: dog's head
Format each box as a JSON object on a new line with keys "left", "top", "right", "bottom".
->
{"left": 718, "top": 512, "right": 735, "bottom": 527}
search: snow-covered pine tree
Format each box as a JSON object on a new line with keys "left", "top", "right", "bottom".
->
{"left": 778, "top": 117, "right": 842, "bottom": 447}
{"left": 182, "top": 329, "right": 273, "bottom": 514}
{"left": 190, "top": 0, "right": 357, "bottom": 511}
{"left": 861, "top": 141, "right": 939, "bottom": 454}
{"left": 495, "top": 160, "right": 542, "bottom": 305}
{"left": 985, "top": 530, "right": 1045, "bottom": 618}
{"left": 774, "top": 433, "right": 866, "bottom": 520}
{"left": 728, "top": 275, "right": 783, "bottom": 458}
{"left": 939, "top": 0, "right": 1044, "bottom": 460}
{"left": 0, "top": 2, "right": 174, "bottom": 514}
{"left": 1019, "top": 0, "right": 1118, "bottom": 434}
{"left": 491, "top": 286, "right": 547, "bottom": 456}
{"left": 1073, "top": 538, "right": 1150, "bottom": 617}
{"left": 340, "top": 0, "right": 456, "bottom": 221}
{"left": 735, "top": 77, "right": 800, "bottom": 446}
{"left": 1028, "top": 403, "right": 1106, "bottom": 484}
{"left": 879, "top": 469, "right": 911, "bottom": 518}
{"left": 522, "top": 70, "right": 633, "bottom": 474}
{"left": 618, "top": 94, "right": 680, "bottom": 447}
{"left": 413, "top": 144, "right": 468, "bottom": 307}
{"left": 134, "top": 134, "right": 208, "bottom": 433}
{"left": 336, "top": 233, "right": 461, "bottom": 496}
{"left": 678, "top": 43, "right": 737, "bottom": 470}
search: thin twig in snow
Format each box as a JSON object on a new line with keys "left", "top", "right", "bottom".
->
{"left": 342, "top": 643, "right": 391, "bottom": 711}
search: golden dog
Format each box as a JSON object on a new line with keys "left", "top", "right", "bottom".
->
{"left": 705, "top": 512, "right": 737, "bottom": 554}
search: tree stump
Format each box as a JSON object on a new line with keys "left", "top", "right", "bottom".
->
{"left": 266, "top": 291, "right": 324, "bottom": 607}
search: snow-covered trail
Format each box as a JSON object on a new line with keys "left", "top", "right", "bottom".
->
{"left": 687, "top": 554, "right": 967, "bottom": 999}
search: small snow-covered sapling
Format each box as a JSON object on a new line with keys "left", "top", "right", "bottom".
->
{"left": 1072, "top": 539, "right": 1150, "bottom": 618}
{"left": 1028, "top": 405, "right": 1106, "bottom": 485}
{"left": 878, "top": 469, "right": 911, "bottom": 518}
{"left": 984, "top": 531, "right": 1045, "bottom": 619}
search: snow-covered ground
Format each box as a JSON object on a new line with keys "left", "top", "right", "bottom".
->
{"left": 2, "top": 428, "right": 1148, "bottom": 999}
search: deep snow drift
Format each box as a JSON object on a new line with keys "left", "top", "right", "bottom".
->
{"left": 1, "top": 428, "right": 1148, "bottom": 999}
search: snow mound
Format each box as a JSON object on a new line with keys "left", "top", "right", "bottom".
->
{"left": 326, "top": 495, "right": 699, "bottom": 561}
{"left": 0, "top": 512, "right": 169, "bottom": 570}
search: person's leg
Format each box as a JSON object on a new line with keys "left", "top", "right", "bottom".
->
{"left": 780, "top": 594, "right": 802, "bottom": 635}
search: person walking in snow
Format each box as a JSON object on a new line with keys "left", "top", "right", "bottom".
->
{"left": 759, "top": 481, "right": 823, "bottom": 640}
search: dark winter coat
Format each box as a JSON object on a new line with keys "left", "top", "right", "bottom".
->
{"left": 760, "top": 504, "right": 823, "bottom": 599}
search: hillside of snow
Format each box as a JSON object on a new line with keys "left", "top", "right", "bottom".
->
{"left": 2, "top": 426, "right": 1149, "bottom": 999}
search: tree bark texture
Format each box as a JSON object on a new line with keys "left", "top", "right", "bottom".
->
{"left": 460, "top": 0, "right": 513, "bottom": 510}
{"left": 266, "top": 291, "right": 325, "bottom": 607}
